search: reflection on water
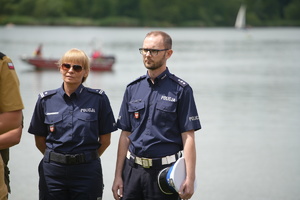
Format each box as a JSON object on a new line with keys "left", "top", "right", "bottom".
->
{"left": 1, "top": 27, "right": 300, "bottom": 200}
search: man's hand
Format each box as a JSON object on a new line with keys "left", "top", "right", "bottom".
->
{"left": 178, "top": 177, "right": 195, "bottom": 199}
{"left": 112, "top": 176, "right": 124, "bottom": 199}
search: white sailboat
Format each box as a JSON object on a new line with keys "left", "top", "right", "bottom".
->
{"left": 235, "top": 4, "right": 246, "bottom": 29}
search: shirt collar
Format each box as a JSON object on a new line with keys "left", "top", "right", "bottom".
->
{"left": 59, "top": 83, "right": 85, "bottom": 98}
{"left": 146, "top": 67, "right": 170, "bottom": 85}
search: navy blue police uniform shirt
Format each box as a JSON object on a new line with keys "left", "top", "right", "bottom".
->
{"left": 28, "top": 84, "right": 117, "bottom": 153}
{"left": 117, "top": 68, "right": 201, "bottom": 158}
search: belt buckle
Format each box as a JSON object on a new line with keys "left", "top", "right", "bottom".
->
{"left": 141, "top": 158, "right": 152, "bottom": 168}
{"left": 66, "top": 154, "right": 78, "bottom": 164}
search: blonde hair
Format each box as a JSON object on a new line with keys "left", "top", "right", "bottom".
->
{"left": 58, "top": 48, "right": 90, "bottom": 83}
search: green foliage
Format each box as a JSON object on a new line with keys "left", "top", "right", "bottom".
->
{"left": 0, "top": 0, "right": 299, "bottom": 26}
{"left": 99, "top": 16, "right": 140, "bottom": 26}
{"left": 33, "top": 0, "right": 64, "bottom": 18}
{"left": 285, "top": 0, "right": 300, "bottom": 20}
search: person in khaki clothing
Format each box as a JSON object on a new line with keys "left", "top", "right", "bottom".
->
{"left": 0, "top": 52, "right": 24, "bottom": 199}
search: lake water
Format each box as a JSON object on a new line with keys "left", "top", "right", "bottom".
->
{"left": 1, "top": 26, "right": 300, "bottom": 200}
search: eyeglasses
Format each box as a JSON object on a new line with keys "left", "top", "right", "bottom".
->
{"left": 61, "top": 63, "right": 83, "bottom": 72}
{"left": 139, "top": 48, "right": 169, "bottom": 56}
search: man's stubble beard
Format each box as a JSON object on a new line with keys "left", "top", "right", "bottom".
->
{"left": 143, "top": 56, "right": 165, "bottom": 71}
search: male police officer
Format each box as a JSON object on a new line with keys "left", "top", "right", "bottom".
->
{"left": 112, "top": 31, "right": 201, "bottom": 200}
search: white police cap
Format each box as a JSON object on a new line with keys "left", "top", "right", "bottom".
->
{"left": 157, "top": 157, "right": 197, "bottom": 195}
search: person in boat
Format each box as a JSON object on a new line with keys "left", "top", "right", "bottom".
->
{"left": 28, "top": 48, "right": 117, "bottom": 200}
{"left": 112, "top": 31, "right": 201, "bottom": 200}
{"left": 0, "top": 52, "right": 24, "bottom": 200}
{"left": 92, "top": 49, "right": 102, "bottom": 59}
{"left": 34, "top": 44, "right": 43, "bottom": 57}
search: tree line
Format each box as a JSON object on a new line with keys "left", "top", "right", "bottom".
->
{"left": 1, "top": 0, "right": 299, "bottom": 26}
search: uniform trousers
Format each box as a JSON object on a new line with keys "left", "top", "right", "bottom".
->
{"left": 38, "top": 158, "right": 103, "bottom": 200}
{"left": 121, "top": 158, "right": 180, "bottom": 200}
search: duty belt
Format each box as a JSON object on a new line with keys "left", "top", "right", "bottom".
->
{"left": 45, "top": 150, "right": 99, "bottom": 165}
{"left": 126, "top": 151, "right": 182, "bottom": 168}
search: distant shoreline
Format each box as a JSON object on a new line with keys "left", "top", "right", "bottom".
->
{"left": 1, "top": 16, "right": 300, "bottom": 27}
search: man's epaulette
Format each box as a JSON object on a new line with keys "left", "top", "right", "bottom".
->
{"left": 127, "top": 75, "right": 147, "bottom": 87}
{"left": 0, "top": 52, "right": 6, "bottom": 60}
{"left": 39, "top": 90, "right": 57, "bottom": 99}
{"left": 87, "top": 88, "right": 105, "bottom": 95}
{"left": 169, "top": 74, "right": 189, "bottom": 87}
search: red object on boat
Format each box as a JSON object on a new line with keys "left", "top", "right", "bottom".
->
{"left": 21, "top": 56, "right": 115, "bottom": 72}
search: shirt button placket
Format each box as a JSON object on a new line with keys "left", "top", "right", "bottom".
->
{"left": 68, "top": 108, "right": 73, "bottom": 137}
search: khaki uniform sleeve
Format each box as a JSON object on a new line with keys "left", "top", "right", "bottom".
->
{"left": 0, "top": 55, "right": 24, "bottom": 113}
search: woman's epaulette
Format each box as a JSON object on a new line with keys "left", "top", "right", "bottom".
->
{"left": 39, "top": 90, "right": 57, "bottom": 99}
{"left": 87, "top": 88, "right": 105, "bottom": 95}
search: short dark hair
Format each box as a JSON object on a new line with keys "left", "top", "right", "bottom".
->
{"left": 145, "top": 31, "right": 172, "bottom": 49}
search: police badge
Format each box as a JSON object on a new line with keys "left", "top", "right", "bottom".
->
{"left": 49, "top": 124, "right": 55, "bottom": 133}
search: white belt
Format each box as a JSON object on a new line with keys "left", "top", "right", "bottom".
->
{"left": 126, "top": 151, "right": 181, "bottom": 168}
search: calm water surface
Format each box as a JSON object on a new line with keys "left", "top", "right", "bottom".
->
{"left": 1, "top": 26, "right": 300, "bottom": 200}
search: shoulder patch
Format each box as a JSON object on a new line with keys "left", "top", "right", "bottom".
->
{"left": 87, "top": 88, "right": 104, "bottom": 95}
{"left": 0, "top": 52, "right": 6, "bottom": 60}
{"left": 0, "top": 53, "right": 15, "bottom": 69}
{"left": 7, "top": 62, "right": 15, "bottom": 69}
{"left": 169, "top": 74, "right": 189, "bottom": 87}
{"left": 39, "top": 90, "right": 57, "bottom": 99}
{"left": 127, "top": 75, "right": 147, "bottom": 86}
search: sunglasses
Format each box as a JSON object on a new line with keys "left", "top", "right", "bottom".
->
{"left": 61, "top": 63, "right": 83, "bottom": 72}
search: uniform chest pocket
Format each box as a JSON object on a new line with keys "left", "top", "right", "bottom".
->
{"left": 77, "top": 113, "right": 98, "bottom": 130}
{"left": 44, "top": 114, "right": 63, "bottom": 125}
{"left": 76, "top": 113, "right": 98, "bottom": 137}
{"left": 44, "top": 114, "right": 63, "bottom": 136}
{"left": 77, "top": 112, "right": 97, "bottom": 122}
{"left": 128, "top": 101, "right": 145, "bottom": 112}
{"left": 156, "top": 101, "right": 177, "bottom": 113}
{"left": 155, "top": 101, "right": 177, "bottom": 126}
{"left": 128, "top": 101, "right": 144, "bottom": 129}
